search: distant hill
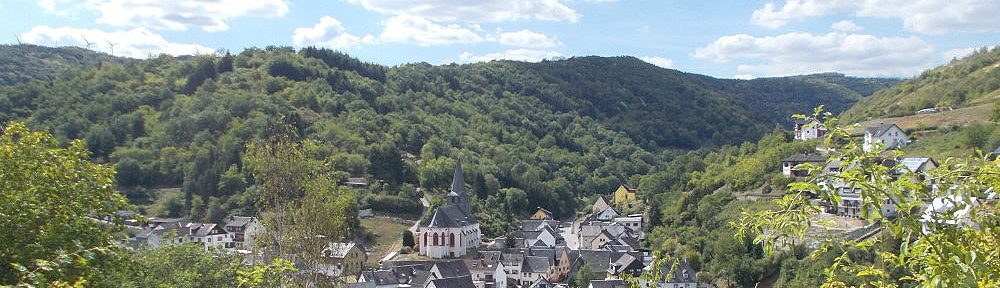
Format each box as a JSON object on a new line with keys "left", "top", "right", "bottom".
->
{"left": 0, "top": 46, "right": 897, "bottom": 228}
{"left": 841, "top": 46, "right": 1000, "bottom": 122}
{"left": 0, "top": 44, "right": 128, "bottom": 85}
{"left": 449, "top": 57, "right": 897, "bottom": 149}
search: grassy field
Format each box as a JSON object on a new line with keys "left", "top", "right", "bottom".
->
{"left": 854, "top": 102, "right": 992, "bottom": 133}
{"left": 359, "top": 217, "right": 413, "bottom": 266}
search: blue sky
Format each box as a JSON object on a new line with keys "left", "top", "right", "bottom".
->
{"left": 2, "top": 0, "right": 999, "bottom": 79}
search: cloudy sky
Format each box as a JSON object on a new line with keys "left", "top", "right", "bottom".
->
{"left": 2, "top": 0, "right": 998, "bottom": 79}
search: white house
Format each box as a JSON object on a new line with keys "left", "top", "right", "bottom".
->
{"left": 781, "top": 154, "right": 827, "bottom": 177}
{"left": 864, "top": 123, "right": 908, "bottom": 152}
{"left": 519, "top": 256, "right": 553, "bottom": 286}
{"left": 794, "top": 119, "right": 827, "bottom": 141}
{"left": 612, "top": 215, "right": 642, "bottom": 235}
{"left": 186, "top": 223, "right": 229, "bottom": 250}
{"left": 466, "top": 251, "right": 505, "bottom": 288}
{"left": 595, "top": 206, "right": 619, "bottom": 221}
{"left": 224, "top": 216, "right": 263, "bottom": 251}
{"left": 418, "top": 161, "right": 482, "bottom": 258}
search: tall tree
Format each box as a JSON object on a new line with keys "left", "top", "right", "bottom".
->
{"left": 244, "top": 133, "right": 360, "bottom": 285}
{"left": 0, "top": 122, "right": 131, "bottom": 286}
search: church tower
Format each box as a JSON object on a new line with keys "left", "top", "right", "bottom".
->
{"left": 447, "top": 160, "right": 472, "bottom": 213}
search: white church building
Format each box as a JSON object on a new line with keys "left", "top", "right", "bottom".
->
{"left": 418, "top": 161, "right": 482, "bottom": 258}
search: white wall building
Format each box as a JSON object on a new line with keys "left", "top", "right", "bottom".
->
{"left": 794, "top": 119, "right": 827, "bottom": 141}
{"left": 864, "top": 123, "right": 908, "bottom": 152}
{"left": 418, "top": 161, "right": 482, "bottom": 258}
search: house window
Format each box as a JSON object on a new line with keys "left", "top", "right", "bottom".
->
{"left": 450, "top": 233, "right": 455, "bottom": 247}
{"left": 433, "top": 233, "right": 439, "bottom": 246}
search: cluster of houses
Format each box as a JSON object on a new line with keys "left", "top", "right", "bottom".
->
{"left": 126, "top": 214, "right": 371, "bottom": 279}
{"left": 347, "top": 163, "right": 702, "bottom": 288}
{"left": 126, "top": 215, "right": 264, "bottom": 251}
{"left": 788, "top": 121, "right": 997, "bottom": 231}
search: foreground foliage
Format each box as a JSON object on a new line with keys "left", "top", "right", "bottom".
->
{"left": 0, "top": 122, "right": 130, "bottom": 286}
{"left": 734, "top": 108, "right": 1000, "bottom": 287}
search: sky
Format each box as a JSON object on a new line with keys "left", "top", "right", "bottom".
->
{"left": 2, "top": 0, "right": 999, "bottom": 79}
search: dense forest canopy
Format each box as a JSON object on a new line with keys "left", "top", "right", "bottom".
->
{"left": 0, "top": 45, "right": 894, "bottom": 234}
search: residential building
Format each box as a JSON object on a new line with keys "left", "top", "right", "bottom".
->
{"left": 659, "top": 259, "right": 697, "bottom": 288}
{"left": 592, "top": 195, "right": 611, "bottom": 214}
{"left": 224, "top": 216, "right": 263, "bottom": 250}
{"left": 588, "top": 279, "right": 627, "bottom": 288}
{"left": 794, "top": 119, "right": 826, "bottom": 141}
{"left": 319, "top": 241, "right": 367, "bottom": 278}
{"left": 781, "top": 154, "right": 827, "bottom": 177}
{"left": 186, "top": 223, "right": 228, "bottom": 250}
{"left": 465, "top": 251, "right": 505, "bottom": 288}
{"left": 530, "top": 207, "right": 556, "bottom": 220}
{"left": 612, "top": 185, "right": 638, "bottom": 207}
{"left": 864, "top": 123, "right": 908, "bottom": 152}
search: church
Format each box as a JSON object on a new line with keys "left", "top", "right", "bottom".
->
{"left": 417, "top": 161, "right": 482, "bottom": 258}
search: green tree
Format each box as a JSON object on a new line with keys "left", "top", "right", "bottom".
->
{"left": 402, "top": 230, "right": 415, "bottom": 248}
{"left": 572, "top": 262, "right": 593, "bottom": 288}
{"left": 0, "top": 122, "right": 131, "bottom": 286}
{"left": 244, "top": 133, "right": 360, "bottom": 284}
{"left": 131, "top": 243, "right": 241, "bottom": 287}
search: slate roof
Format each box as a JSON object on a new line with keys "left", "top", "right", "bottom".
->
{"left": 522, "top": 256, "right": 551, "bottom": 274}
{"left": 664, "top": 259, "right": 697, "bottom": 284}
{"left": 324, "top": 242, "right": 361, "bottom": 258}
{"left": 522, "top": 219, "right": 560, "bottom": 231}
{"left": 425, "top": 204, "right": 478, "bottom": 228}
{"left": 588, "top": 279, "right": 627, "bottom": 288}
{"left": 427, "top": 276, "right": 475, "bottom": 288}
{"left": 451, "top": 160, "right": 468, "bottom": 195}
{"left": 501, "top": 252, "right": 524, "bottom": 267}
{"left": 433, "top": 260, "right": 471, "bottom": 278}
{"left": 225, "top": 216, "right": 253, "bottom": 227}
{"left": 575, "top": 250, "right": 613, "bottom": 273}
{"left": 528, "top": 278, "right": 557, "bottom": 288}
{"left": 611, "top": 253, "right": 642, "bottom": 275}
{"left": 866, "top": 123, "right": 900, "bottom": 137}
{"left": 188, "top": 223, "right": 226, "bottom": 237}
{"left": 781, "top": 153, "right": 827, "bottom": 163}
{"left": 899, "top": 157, "right": 935, "bottom": 173}
{"left": 360, "top": 264, "right": 432, "bottom": 286}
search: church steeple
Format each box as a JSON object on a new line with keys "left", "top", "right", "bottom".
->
{"left": 447, "top": 160, "right": 472, "bottom": 213}
{"left": 451, "top": 160, "right": 468, "bottom": 195}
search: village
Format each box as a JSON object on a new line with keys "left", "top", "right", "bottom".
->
{"left": 116, "top": 120, "right": 985, "bottom": 288}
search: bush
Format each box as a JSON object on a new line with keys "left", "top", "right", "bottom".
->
{"left": 367, "top": 194, "right": 422, "bottom": 216}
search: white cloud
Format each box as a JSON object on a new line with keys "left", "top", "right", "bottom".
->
{"left": 734, "top": 74, "right": 756, "bottom": 80}
{"left": 694, "top": 32, "right": 935, "bottom": 77}
{"left": 831, "top": 20, "right": 862, "bottom": 32}
{"left": 459, "top": 49, "right": 564, "bottom": 63}
{"left": 751, "top": 0, "right": 1000, "bottom": 34}
{"left": 22, "top": 26, "right": 212, "bottom": 58}
{"left": 751, "top": 0, "right": 854, "bottom": 28}
{"left": 638, "top": 56, "right": 673, "bottom": 68}
{"left": 39, "top": 0, "right": 289, "bottom": 32}
{"left": 348, "top": 0, "right": 579, "bottom": 23}
{"left": 943, "top": 47, "right": 977, "bottom": 60}
{"left": 380, "top": 15, "right": 483, "bottom": 46}
{"left": 497, "top": 30, "right": 559, "bottom": 48}
{"left": 293, "top": 16, "right": 375, "bottom": 48}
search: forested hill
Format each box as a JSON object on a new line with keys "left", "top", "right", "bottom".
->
{"left": 841, "top": 46, "right": 1000, "bottom": 122}
{"left": 0, "top": 44, "right": 130, "bottom": 85}
{"left": 422, "top": 57, "right": 897, "bottom": 149}
{"left": 0, "top": 45, "right": 893, "bottom": 230}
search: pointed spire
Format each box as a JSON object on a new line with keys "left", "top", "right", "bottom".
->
{"left": 451, "top": 159, "right": 467, "bottom": 195}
